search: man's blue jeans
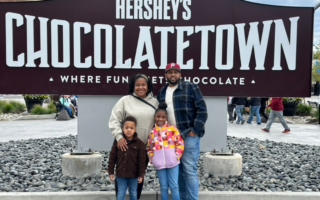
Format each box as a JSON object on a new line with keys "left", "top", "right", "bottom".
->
{"left": 248, "top": 106, "right": 261, "bottom": 123}
{"left": 116, "top": 177, "right": 138, "bottom": 200}
{"left": 157, "top": 165, "right": 180, "bottom": 200}
{"left": 64, "top": 106, "right": 73, "bottom": 117}
{"left": 235, "top": 105, "right": 245, "bottom": 123}
{"left": 179, "top": 135, "right": 200, "bottom": 200}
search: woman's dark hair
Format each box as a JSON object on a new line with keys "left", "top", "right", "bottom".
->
{"left": 128, "top": 74, "right": 153, "bottom": 95}
{"left": 123, "top": 116, "right": 137, "bottom": 126}
{"left": 155, "top": 102, "right": 168, "bottom": 115}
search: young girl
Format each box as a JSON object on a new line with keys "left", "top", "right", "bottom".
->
{"left": 146, "top": 103, "right": 184, "bottom": 200}
{"left": 108, "top": 116, "right": 146, "bottom": 200}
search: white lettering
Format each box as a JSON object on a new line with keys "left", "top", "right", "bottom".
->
{"left": 182, "top": 0, "right": 191, "bottom": 20}
{"left": 153, "top": 0, "right": 162, "bottom": 20}
{"left": 155, "top": 26, "right": 174, "bottom": 69}
{"left": 176, "top": 26, "right": 194, "bottom": 69}
{"left": 51, "top": 19, "right": 70, "bottom": 68}
{"left": 94, "top": 24, "right": 113, "bottom": 69}
{"left": 60, "top": 75, "right": 69, "bottom": 83}
{"left": 116, "top": 0, "right": 125, "bottom": 19}
{"left": 115, "top": 25, "right": 132, "bottom": 69}
{"left": 133, "top": 26, "right": 157, "bottom": 69}
{"left": 236, "top": 20, "right": 272, "bottom": 70}
{"left": 215, "top": 24, "right": 234, "bottom": 70}
{"left": 6, "top": 12, "right": 25, "bottom": 67}
{"left": 74, "top": 22, "right": 92, "bottom": 68}
{"left": 195, "top": 25, "right": 215, "bottom": 70}
{"left": 273, "top": 17, "right": 299, "bottom": 71}
{"left": 25, "top": 15, "right": 49, "bottom": 68}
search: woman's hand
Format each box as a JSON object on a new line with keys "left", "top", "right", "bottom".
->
{"left": 109, "top": 175, "right": 115, "bottom": 182}
{"left": 117, "top": 138, "right": 128, "bottom": 151}
{"left": 138, "top": 177, "right": 143, "bottom": 183}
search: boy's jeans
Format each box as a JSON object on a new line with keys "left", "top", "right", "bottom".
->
{"left": 179, "top": 135, "right": 200, "bottom": 200}
{"left": 235, "top": 105, "right": 245, "bottom": 123}
{"left": 157, "top": 165, "right": 180, "bottom": 200}
{"left": 248, "top": 106, "right": 261, "bottom": 123}
{"left": 116, "top": 177, "right": 138, "bottom": 200}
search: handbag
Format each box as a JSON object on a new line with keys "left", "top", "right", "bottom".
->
{"left": 131, "top": 95, "right": 156, "bottom": 110}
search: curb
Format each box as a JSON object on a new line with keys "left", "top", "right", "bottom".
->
{"left": 13, "top": 114, "right": 55, "bottom": 120}
{"left": 1, "top": 191, "right": 320, "bottom": 200}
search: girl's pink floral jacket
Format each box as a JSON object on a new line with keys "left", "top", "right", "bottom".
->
{"left": 146, "top": 123, "right": 184, "bottom": 170}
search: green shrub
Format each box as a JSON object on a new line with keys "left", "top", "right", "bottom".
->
{"left": 295, "top": 104, "right": 312, "bottom": 115}
{"left": 8, "top": 101, "right": 26, "bottom": 113}
{"left": 30, "top": 104, "right": 56, "bottom": 115}
{"left": 311, "top": 108, "right": 319, "bottom": 120}
{"left": 2, "top": 104, "right": 15, "bottom": 113}
{"left": 47, "top": 102, "right": 57, "bottom": 113}
{"left": 0, "top": 100, "right": 7, "bottom": 112}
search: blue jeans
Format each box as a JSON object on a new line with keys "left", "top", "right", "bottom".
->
{"left": 157, "top": 165, "right": 180, "bottom": 200}
{"left": 248, "top": 106, "right": 261, "bottom": 123}
{"left": 235, "top": 105, "right": 245, "bottom": 123}
{"left": 64, "top": 106, "right": 73, "bottom": 117}
{"left": 116, "top": 177, "right": 138, "bottom": 200}
{"left": 179, "top": 135, "right": 200, "bottom": 200}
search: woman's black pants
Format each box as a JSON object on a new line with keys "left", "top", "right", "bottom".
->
{"left": 115, "top": 153, "right": 149, "bottom": 199}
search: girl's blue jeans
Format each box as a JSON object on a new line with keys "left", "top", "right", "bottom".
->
{"left": 116, "top": 177, "right": 138, "bottom": 200}
{"left": 157, "top": 165, "right": 180, "bottom": 200}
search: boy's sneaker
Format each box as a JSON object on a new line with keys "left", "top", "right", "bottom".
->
{"left": 261, "top": 128, "right": 269, "bottom": 133}
{"left": 247, "top": 121, "right": 251, "bottom": 124}
{"left": 257, "top": 123, "right": 261, "bottom": 125}
{"left": 282, "top": 129, "right": 290, "bottom": 133}
{"left": 241, "top": 120, "right": 246, "bottom": 125}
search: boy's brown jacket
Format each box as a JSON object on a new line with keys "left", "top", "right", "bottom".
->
{"left": 108, "top": 133, "right": 146, "bottom": 178}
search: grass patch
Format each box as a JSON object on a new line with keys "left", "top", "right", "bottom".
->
{"left": 311, "top": 108, "right": 319, "bottom": 120}
{"left": 0, "top": 100, "right": 26, "bottom": 113}
{"left": 8, "top": 100, "right": 26, "bottom": 113}
{"left": 47, "top": 102, "right": 57, "bottom": 113}
{"left": 2, "top": 104, "right": 15, "bottom": 113}
{"left": 295, "top": 104, "right": 312, "bottom": 116}
{"left": 30, "top": 104, "right": 55, "bottom": 115}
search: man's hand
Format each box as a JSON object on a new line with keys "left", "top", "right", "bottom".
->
{"left": 109, "top": 175, "right": 115, "bottom": 182}
{"left": 188, "top": 131, "right": 197, "bottom": 137}
{"left": 138, "top": 177, "right": 143, "bottom": 183}
{"left": 117, "top": 138, "right": 128, "bottom": 151}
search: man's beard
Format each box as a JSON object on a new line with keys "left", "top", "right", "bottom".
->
{"left": 167, "top": 78, "right": 180, "bottom": 85}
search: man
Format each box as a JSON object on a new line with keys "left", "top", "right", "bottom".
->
{"left": 261, "top": 97, "right": 290, "bottom": 133}
{"left": 157, "top": 63, "right": 208, "bottom": 200}
{"left": 232, "top": 97, "right": 249, "bottom": 124}
{"left": 227, "top": 97, "right": 236, "bottom": 122}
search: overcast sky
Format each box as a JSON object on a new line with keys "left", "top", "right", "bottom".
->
{"left": 246, "top": 0, "right": 320, "bottom": 46}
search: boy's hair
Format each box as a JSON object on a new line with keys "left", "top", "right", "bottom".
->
{"left": 128, "top": 74, "right": 153, "bottom": 95}
{"left": 123, "top": 116, "right": 137, "bottom": 126}
{"left": 155, "top": 102, "right": 168, "bottom": 115}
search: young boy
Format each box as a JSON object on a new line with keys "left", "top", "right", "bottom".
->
{"left": 108, "top": 116, "right": 146, "bottom": 200}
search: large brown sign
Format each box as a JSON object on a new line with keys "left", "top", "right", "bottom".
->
{"left": 0, "top": 0, "right": 314, "bottom": 96}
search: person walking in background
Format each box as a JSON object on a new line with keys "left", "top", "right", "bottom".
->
{"left": 247, "top": 97, "right": 261, "bottom": 125}
{"left": 227, "top": 97, "right": 236, "bottom": 122}
{"left": 157, "top": 63, "right": 207, "bottom": 200}
{"left": 260, "top": 97, "right": 269, "bottom": 122}
{"left": 232, "top": 97, "right": 249, "bottom": 124}
{"left": 146, "top": 103, "right": 184, "bottom": 200}
{"left": 262, "top": 98, "right": 290, "bottom": 133}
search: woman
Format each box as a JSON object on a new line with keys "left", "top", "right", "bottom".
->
{"left": 109, "top": 74, "right": 159, "bottom": 199}
{"left": 59, "top": 95, "right": 75, "bottom": 118}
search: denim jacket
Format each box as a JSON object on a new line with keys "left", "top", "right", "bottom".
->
{"left": 157, "top": 81, "right": 208, "bottom": 138}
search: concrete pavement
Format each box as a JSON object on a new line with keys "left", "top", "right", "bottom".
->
{"left": 0, "top": 118, "right": 319, "bottom": 145}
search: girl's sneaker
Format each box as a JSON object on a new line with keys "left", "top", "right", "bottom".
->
{"left": 282, "top": 129, "right": 290, "bottom": 133}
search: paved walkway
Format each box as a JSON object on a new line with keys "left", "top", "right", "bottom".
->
{"left": 0, "top": 118, "right": 319, "bottom": 146}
